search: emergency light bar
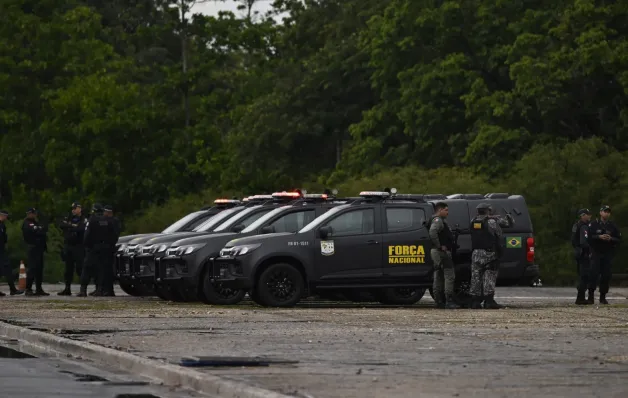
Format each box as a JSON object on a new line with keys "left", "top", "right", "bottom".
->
{"left": 249, "top": 194, "right": 273, "bottom": 200}
{"left": 271, "top": 191, "right": 302, "bottom": 198}
{"left": 214, "top": 198, "right": 240, "bottom": 204}
{"left": 359, "top": 191, "right": 391, "bottom": 197}
{"left": 304, "top": 194, "right": 328, "bottom": 199}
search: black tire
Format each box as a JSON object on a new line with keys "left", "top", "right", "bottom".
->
{"left": 200, "top": 266, "right": 246, "bottom": 305}
{"left": 255, "top": 263, "right": 304, "bottom": 307}
{"left": 154, "top": 284, "right": 180, "bottom": 301}
{"left": 376, "top": 287, "right": 426, "bottom": 305}
{"left": 118, "top": 281, "right": 153, "bottom": 296}
{"left": 173, "top": 287, "right": 198, "bottom": 302}
{"left": 454, "top": 280, "right": 472, "bottom": 308}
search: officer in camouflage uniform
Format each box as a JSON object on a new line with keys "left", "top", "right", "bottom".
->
{"left": 428, "top": 202, "right": 459, "bottom": 309}
{"left": 469, "top": 203, "right": 514, "bottom": 309}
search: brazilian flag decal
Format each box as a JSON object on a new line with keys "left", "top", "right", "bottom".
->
{"left": 506, "top": 237, "right": 522, "bottom": 249}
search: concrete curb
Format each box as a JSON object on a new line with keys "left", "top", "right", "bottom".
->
{"left": 0, "top": 321, "right": 290, "bottom": 398}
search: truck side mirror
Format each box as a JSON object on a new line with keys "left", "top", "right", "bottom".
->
{"left": 318, "top": 226, "right": 332, "bottom": 239}
{"left": 231, "top": 224, "right": 245, "bottom": 233}
{"left": 261, "top": 225, "right": 274, "bottom": 234}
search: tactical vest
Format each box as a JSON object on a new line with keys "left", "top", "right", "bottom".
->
{"left": 0, "top": 222, "right": 6, "bottom": 252}
{"left": 571, "top": 221, "right": 582, "bottom": 248}
{"left": 470, "top": 216, "right": 495, "bottom": 250}
{"left": 427, "top": 216, "right": 455, "bottom": 250}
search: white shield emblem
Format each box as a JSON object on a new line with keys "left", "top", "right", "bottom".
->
{"left": 321, "top": 240, "right": 334, "bottom": 256}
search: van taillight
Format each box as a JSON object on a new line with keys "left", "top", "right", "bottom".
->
{"left": 526, "top": 237, "right": 535, "bottom": 263}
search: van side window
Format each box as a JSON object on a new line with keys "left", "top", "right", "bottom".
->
{"left": 386, "top": 208, "right": 426, "bottom": 232}
{"left": 325, "top": 209, "right": 375, "bottom": 236}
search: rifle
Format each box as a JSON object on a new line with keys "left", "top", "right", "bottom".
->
{"left": 451, "top": 223, "right": 461, "bottom": 258}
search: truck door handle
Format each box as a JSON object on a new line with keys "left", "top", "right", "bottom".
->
{"left": 366, "top": 240, "right": 378, "bottom": 245}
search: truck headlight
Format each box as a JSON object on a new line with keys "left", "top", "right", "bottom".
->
{"left": 156, "top": 244, "right": 168, "bottom": 253}
{"left": 178, "top": 243, "right": 206, "bottom": 255}
{"left": 117, "top": 244, "right": 127, "bottom": 253}
{"left": 230, "top": 243, "right": 261, "bottom": 257}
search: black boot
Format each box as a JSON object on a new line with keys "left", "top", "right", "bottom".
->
{"left": 0, "top": 291, "right": 5, "bottom": 296}
{"left": 35, "top": 287, "right": 49, "bottom": 296}
{"left": 470, "top": 295, "right": 483, "bottom": 309}
{"left": 77, "top": 286, "right": 87, "bottom": 297}
{"left": 58, "top": 284, "right": 72, "bottom": 296}
{"left": 587, "top": 290, "right": 594, "bottom": 304}
{"left": 24, "top": 288, "right": 35, "bottom": 296}
{"left": 483, "top": 294, "right": 502, "bottom": 309}
{"left": 600, "top": 293, "right": 608, "bottom": 305}
{"left": 8, "top": 281, "right": 23, "bottom": 295}
{"left": 575, "top": 291, "right": 587, "bottom": 305}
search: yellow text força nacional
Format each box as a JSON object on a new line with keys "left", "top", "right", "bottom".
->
{"left": 388, "top": 245, "right": 425, "bottom": 264}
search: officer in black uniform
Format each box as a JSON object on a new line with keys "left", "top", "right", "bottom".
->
{"left": 588, "top": 205, "right": 621, "bottom": 304}
{"left": 57, "top": 202, "right": 86, "bottom": 296}
{"left": 0, "top": 210, "right": 24, "bottom": 296}
{"left": 101, "top": 205, "right": 120, "bottom": 296}
{"left": 571, "top": 208, "right": 592, "bottom": 305}
{"left": 22, "top": 208, "right": 49, "bottom": 296}
{"left": 79, "top": 203, "right": 117, "bottom": 297}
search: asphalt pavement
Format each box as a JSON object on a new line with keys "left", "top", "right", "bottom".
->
{"left": 0, "top": 285, "right": 626, "bottom": 397}
{"left": 0, "top": 339, "right": 206, "bottom": 398}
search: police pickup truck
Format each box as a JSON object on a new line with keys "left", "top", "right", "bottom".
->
{"left": 115, "top": 198, "right": 240, "bottom": 296}
{"left": 154, "top": 191, "right": 355, "bottom": 304}
{"left": 135, "top": 191, "right": 333, "bottom": 301}
{"left": 211, "top": 190, "right": 538, "bottom": 307}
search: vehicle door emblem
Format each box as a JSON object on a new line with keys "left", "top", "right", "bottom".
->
{"left": 321, "top": 240, "right": 335, "bottom": 256}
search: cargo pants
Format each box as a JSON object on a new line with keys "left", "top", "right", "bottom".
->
{"left": 431, "top": 248, "right": 455, "bottom": 303}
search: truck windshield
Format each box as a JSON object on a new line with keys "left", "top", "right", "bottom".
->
{"left": 193, "top": 208, "right": 241, "bottom": 232}
{"left": 161, "top": 211, "right": 206, "bottom": 234}
{"left": 241, "top": 206, "right": 292, "bottom": 233}
{"left": 298, "top": 205, "right": 349, "bottom": 233}
{"left": 214, "top": 206, "right": 274, "bottom": 232}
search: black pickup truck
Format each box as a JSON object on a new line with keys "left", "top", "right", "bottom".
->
{"left": 210, "top": 190, "right": 538, "bottom": 307}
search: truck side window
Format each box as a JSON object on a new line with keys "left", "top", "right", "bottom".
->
{"left": 386, "top": 208, "right": 426, "bottom": 232}
{"left": 271, "top": 210, "right": 316, "bottom": 233}
{"left": 325, "top": 209, "right": 375, "bottom": 236}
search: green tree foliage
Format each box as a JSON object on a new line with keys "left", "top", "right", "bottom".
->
{"left": 1, "top": 0, "right": 627, "bottom": 283}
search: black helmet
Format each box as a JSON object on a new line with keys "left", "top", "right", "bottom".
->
{"left": 476, "top": 203, "right": 492, "bottom": 210}
{"left": 92, "top": 203, "right": 104, "bottom": 213}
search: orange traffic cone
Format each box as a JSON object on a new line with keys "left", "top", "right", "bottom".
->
{"left": 18, "top": 261, "right": 27, "bottom": 291}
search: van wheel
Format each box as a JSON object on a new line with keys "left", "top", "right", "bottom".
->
{"left": 256, "top": 263, "right": 304, "bottom": 307}
{"left": 376, "top": 287, "right": 425, "bottom": 305}
{"left": 201, "top": 266, "right": 246, "bottom": 305}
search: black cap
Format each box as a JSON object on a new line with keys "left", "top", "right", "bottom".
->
{"left": 71, "top": 202, "right": 81, "bottom": 209}
{"left": 26, "top": 207, "right": 37, "bottom": 214}
{"left": 577, "top": 208, "right": 591, "bottom": 217}
{"left": 0, "top": 209, "right": 9, "bottom": 217}
{"left": 104, "top": 205, "right": 113, "bottom": 212}
{"left": 600, "top": 205, "right": 611, "bottom": 212}
{"left": 92, "top": 203, "right": 104, "bottom": 212}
